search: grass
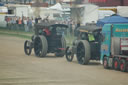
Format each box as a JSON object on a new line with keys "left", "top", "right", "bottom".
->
{"left": 0, "top": 27, "right": 33, "bottom": 39}
{"left": 0, "top": 32, "right": 31, "bottom": 39}
{"left": 0, "top": 27, "right": 76, "bottom": 46}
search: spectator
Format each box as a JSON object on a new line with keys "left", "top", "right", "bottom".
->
{"left": 16, "top": 17, "right": 19, "bottom": 30}
{"left": 18, "top": 17, "right": 22, "bottom": 30}
{"left": 23, "top": 17, "right": 28, "bottom": 32}
{"left": 13, "top": 17, "right": 17, "bottom": 30}
{"left": 7, "top": 17, "right": 11, "bottom": 30}
{"left": 10, "top": 17, "right": 13, "bottom": 30}
{"left": 12, "top": 17, "right": 16, "bottom": 30}
{"left": 28, "top": 18, "right": 32, "bottom": 32}
{"left": 35, "top": 17, "right": 38, "bottom": 24}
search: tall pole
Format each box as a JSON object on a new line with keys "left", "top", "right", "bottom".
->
{"left": 70, "top": 0, "right": 72, "bottom": 6}
{"left": 6, "top": 0, "right": 8, "bottom": 4}
{"left": 120, "top": 0, "right": 124, "bottom": 6}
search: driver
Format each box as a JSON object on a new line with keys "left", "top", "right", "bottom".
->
{"left": 43, "top": 27, "right": 51, "bottom": 36}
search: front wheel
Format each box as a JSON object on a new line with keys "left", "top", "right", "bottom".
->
{"left": 24, "top": 40, "right": 32, "bottom": 55}
{"left": 65, "top": 47, "right": 74, "bottom": 62}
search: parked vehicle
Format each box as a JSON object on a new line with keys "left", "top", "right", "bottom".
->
{"left": 101, "top": 24, "right": 128, "bottom": 72}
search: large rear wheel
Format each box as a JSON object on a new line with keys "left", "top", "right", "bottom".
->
{"left": 76, "top": 40, "right": 90, "bottom": 65}
{"left": 34, "top": 35, "right": 48, "bottom": 57}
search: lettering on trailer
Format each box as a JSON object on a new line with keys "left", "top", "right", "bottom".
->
{"left": 116, "top": 28, "right": 128, "bottom": 32}
{"left": 121, "top": 38, "right": 128, "bottom": 50}
{"left": 101, "top": 45, "right": 108, "bottom": 51}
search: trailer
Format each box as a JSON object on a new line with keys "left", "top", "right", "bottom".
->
{"left": 101, "top": 24, "right": 128, "bottom": 72}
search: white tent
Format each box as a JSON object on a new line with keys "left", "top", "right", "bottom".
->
{"left": 99, "top": 10, "right": 115, "bottom": 19}
{"left": 117, "top": 6, "right": 128, "bottom": 17}
{"left": 71, "top": 4, "right": 99, "bottom": 25}
{"left": 0, "top": 7, "right": 8, "bottom": 27}
{"left": 0, "top": 7, "right": 8, "bottom": 13}
{"left": 48, "top": 3, "right": 63, "bottom": 11}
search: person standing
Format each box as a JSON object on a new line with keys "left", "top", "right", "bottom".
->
{"left": 18, "top": 17, "right": 22, "bottom": 30}
{"left": 12, "top": 17, "right": 16, "bottom": 30}
{"left": 23, "top": 17, "right": 28, "bottom": 32}
{"left": 7, "top": 17, "right": 11, "bottom": 30}
{"left": 16, "top": 17, "right": 19, "bottom": 30}
{"left": 35, "top": 17, "right": 38, "bottom": 24}
{"left": 28, "top": 18, "right": 32, "bottom": 32}
{"left": 13, "top": 17, "right": 16, "bottom": 30}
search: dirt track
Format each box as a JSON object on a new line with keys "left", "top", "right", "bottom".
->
{"left": 0, "top": 35, "right": 128, "bottom": 85}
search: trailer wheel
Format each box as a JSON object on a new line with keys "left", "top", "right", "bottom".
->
{"left": 113, "top": 58, "right": 120, "bottom": 70}
{"left": 76, "top": 40, "right": 90, "bottom": 65}
{"left": 120, "top": 59, "right": 126, "bottom": 72}
{"left": 24, "top": 40, "right": 32, "bottom": 55}
{"left": 34, "top": 35, "right": 48, "bottom": 57}
{"left": 126, "top": 62, "right": 128, "bottom": 72}
{"left": 103, "top": 57, "right": 109, "bottom": 69}
{"left": 65, "top": 46, "right": 74, "bottom": 62}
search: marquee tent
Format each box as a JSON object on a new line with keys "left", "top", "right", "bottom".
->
{"left": 97, "top": 15, "right": 128, "bottom": 27}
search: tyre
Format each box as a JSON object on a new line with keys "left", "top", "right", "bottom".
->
{"left": 65, "top": 46, "right": 74, "bottom": 62}
{"left": 103, "top": 57, "right": 109, "bottom": 69}
{"left": 34, "top": 35, "right": 48, "bottom": 57}
{"left": 76, "top": 40, "right": 91, "bottom": 65}
{"left": 120, "top": 59, "right": 126, "bottom": 72}
{"left": 113, "top": 58, "right": 120, "bottom": 70}
{"left": 24, "top": 40, "right": 32, "bottom": 55}
{"left": 55, "top": 36, "right": 66, "bottom": 57}
{"left": 126, "top": 62, "right": 128, "bottom": 72}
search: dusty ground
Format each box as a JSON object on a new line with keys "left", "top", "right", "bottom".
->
{"left": 0, "top": 35, "right": 128, "bottom": 85}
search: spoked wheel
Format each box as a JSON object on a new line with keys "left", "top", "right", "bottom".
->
{"left": 34, "top": 35, "right": 48, "bottom": 57}
{"left": 65, "top": 46, "right": 74, "bottom": 62}
{"left": 24, "top": 40, "right": 32, "bottom": 55}
{"left": 103, "top": 57, "right": 109, "bottom": 69}
{"left": 76, "top": 40, "right": 90, "bottom": 65}
{"left": 113, "top": 58, "right": 120, "bottom": 70}
{"left": 120, "top": 59, "right": 126, "bottom": 72}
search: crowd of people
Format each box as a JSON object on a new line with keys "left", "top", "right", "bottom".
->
{"left": 4, "top": 16, "right": 80, "bottom": 36}
{"left": 5, "top": 16, "right": 41, "bottom": 32}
